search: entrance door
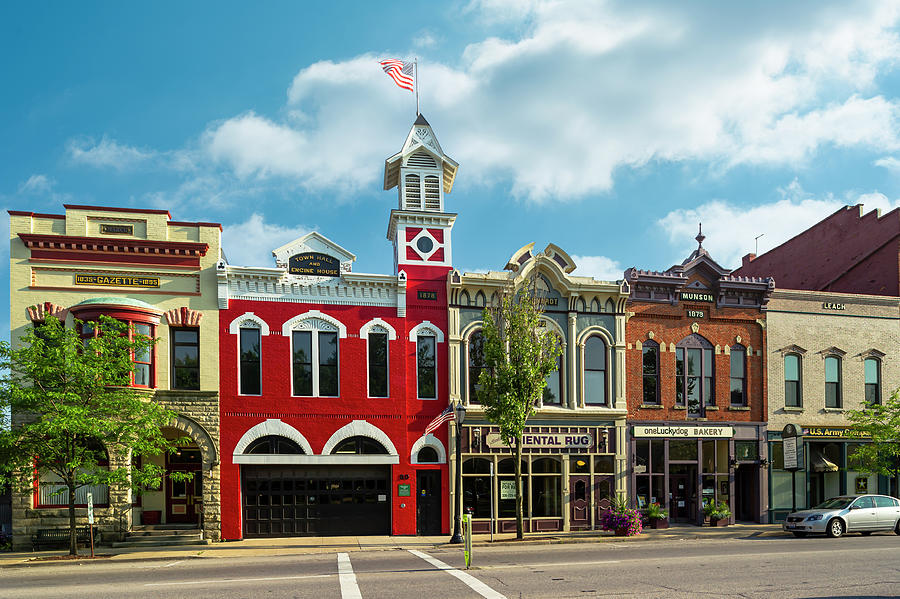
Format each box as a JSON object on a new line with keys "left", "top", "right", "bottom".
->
{"left": 594, "top": 475, "right": 614, "bottom": 525}
{"left": 570, "top": 476, "right": 590, "bottom": 529}
{"left": 669, "top": 468, "right": 697, "bottom": 523}
{"left": 166, "top": 449, "right": 203, "bottom": 525}
{"left": 734, "top": 466, "right": 758, "bottom": 522}
{"left": 416, "top": 470, "right": 441, "bottom": 535}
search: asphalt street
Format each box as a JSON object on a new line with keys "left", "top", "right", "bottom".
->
{"left": 2, "top": 533, "right": 899, "bottom": 598}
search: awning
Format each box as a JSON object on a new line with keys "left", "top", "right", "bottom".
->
{"left": 811, "top": 451, "right": 839, "bottom": 472}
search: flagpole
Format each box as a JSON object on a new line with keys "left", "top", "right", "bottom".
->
{"left": 415, "top": 58, "right": 420, "bottom": 115}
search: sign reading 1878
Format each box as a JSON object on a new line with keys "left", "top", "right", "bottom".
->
{"left": 288, "top": 253, "right": 340, "bottom": 277}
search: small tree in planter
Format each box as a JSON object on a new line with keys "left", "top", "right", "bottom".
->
{"left": 600, "top": 496, "right": 642, "bottom": 537}
{"left": 644, "top": 502, "right": 669, "bottom": 529}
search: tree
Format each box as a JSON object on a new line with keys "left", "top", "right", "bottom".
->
{"left": 475, "top": 282, "right": 563, "bottom": 539}
{"left": 847, "top": 387, "right": 900, "bottom": 490}
{"left": 0, "top": 315, "right": 190, "bottom": 555}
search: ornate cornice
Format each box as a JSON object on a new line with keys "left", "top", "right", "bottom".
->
{"left": 19, "top": 233, "right": 209, "bottom": 257}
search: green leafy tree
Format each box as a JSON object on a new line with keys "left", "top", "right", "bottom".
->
{"left": 847, "top": 387, "right": 900, "bottom": 485}
{"left": 0, "top": 315, "right": 190, "bottom": 555}
{"left": 476, "top": 283, "right": 563, "bottom": 539}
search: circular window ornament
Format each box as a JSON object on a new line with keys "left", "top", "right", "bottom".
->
{"left": 416, "top": 236, "right": 434, "bottom": 254}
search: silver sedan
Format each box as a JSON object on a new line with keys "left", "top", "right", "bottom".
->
{"left": 783, "top": 495, "right": 900, "bottom": 537}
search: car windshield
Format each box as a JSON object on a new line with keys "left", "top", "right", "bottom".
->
{"left": 813, "top": 497, "right": 853, "bottom": 510}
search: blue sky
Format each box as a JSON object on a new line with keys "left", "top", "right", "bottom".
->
{"left": 3, "top": 1, "right": 900, "bottom": 333}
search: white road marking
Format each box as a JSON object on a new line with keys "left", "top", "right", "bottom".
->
{"left": 408, "top": 549, "right": 508, "bottom": 599}
{"left": 145, "top": 574, "right": 332, "bottom": 587}
{"left": 337, "top": 552, "right": 362, "bottom": 599}
{"left": 161, "top": 560, "right": 185, "bottom": 568}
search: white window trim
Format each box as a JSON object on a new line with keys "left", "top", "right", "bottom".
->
{"left": 284, "top": 311, "right": 346, "bottom": 398}
{"left": 322, "top": 420, "right": 399, "bottom": 456}
{"left": 410, "top": 433, "right": 447, "bottom": 464}
{"left": 228, "top": 312, "right": 270, "bottom": 336}
{"left": 233, "top": 419, "right": 314, "bottom": 456}
{"left": 282, "top": 310, "right": 347, "bottom": 338}
{"left": 237, "top": 324, "right": 263, "bottom": 397}
{"left": 580, "top": 334, "right": 611, "bottom": 408}
{"left": 363, "top": 323, "right": 392, "bottom": 399}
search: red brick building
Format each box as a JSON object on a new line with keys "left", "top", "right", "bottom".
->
{"left": 733, "top": 204, "right": 900, "bottom": 296}
{"left": 625, "top": 230, "right": 774, "bottom": 524}
{"left": 217, "top": 115, "right": 458, "bottom": 539}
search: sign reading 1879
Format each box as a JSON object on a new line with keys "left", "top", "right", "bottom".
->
{"left": 288, "top": 253, "right": 340, "bottom": 277}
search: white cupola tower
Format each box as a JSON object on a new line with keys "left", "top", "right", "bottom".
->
{"left": 384, "top": 114, "right": 458, "bottom": 271}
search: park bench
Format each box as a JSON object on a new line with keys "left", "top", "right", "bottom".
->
{"left": 31, "top": 526, "right": 99, "bottom": 551}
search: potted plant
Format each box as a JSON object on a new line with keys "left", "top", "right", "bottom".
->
{"left": 644, "top": 502, "right": 669, "bottom": 529}
{"left": 600, "top": 496, "right": 643, "bottom": 537}
{"left": 709, "top": 501, "right": 731, "bottom": 526}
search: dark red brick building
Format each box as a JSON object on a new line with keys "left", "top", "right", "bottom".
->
{"left": 733, "top": 205, "right": 900, "bottom": 296}
{"left": 625, "top": 230, "right": 774, "bottom": 524}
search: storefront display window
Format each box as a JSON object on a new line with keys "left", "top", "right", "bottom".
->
{"left": 531, "top": 458, "right": 561, "bottom": 517}
{"left": 669, "top": 439, "right": 697, "bottom": 461}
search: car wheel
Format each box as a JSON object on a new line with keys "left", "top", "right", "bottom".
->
{"left": 860, "top": 531, "right": 872, "bottom": 536}
{"left": 827, "top": 518, "right": 845, "bottom": 538}
{"left": 895, "top": 521, "right": 900, "bottom": 536}
{"left": 791, "top": 531, "right": 807, "bottom": 538}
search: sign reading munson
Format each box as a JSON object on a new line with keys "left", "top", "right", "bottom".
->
{"left": 74, "top": 274, "right": 160, "bottom": 288}
{"left": 288, "top": 253, "right": 340, "bottom": 277}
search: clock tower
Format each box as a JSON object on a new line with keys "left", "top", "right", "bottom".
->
{"left": 384, "top": 114, "right": 458, "bottom": 272}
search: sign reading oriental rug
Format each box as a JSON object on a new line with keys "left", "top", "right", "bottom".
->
{"left": 633, "top": 425, "right": 734, "bottom": 438}
{"left": 74, "top": 274, "right": 159, "bottom": 288}
{"left": 485, "top": 432, "right": 593, "bottom": 450}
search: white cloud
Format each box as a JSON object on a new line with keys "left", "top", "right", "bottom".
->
{"left": 18, "top": 174, "right": 54, "bottom": 194}
{"left": 657, "top": 181, "right": 900, "bottom": 269}
{"left": 222, "top": 213, "right": 310, "bottom": 267}
{"left": 875, "top": 156, "right": 900, "bottom": 171}
{"left": 193, "top": 1, "right": 900, "bottom": 202}
{"left": 67, "top": 136, "right": 156, "bottom": 170}
{"left": 414, "top": 31, "right": 437, "bottom": 49}
{"left": 571, "top": 255, "right": 624, "bottom": 281}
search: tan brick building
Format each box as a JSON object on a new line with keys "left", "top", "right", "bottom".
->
{"left": 8, "top": 205, "right": 223, "bottom": 549}
{"left": 766, "top": 290, "right": 900, "bottom": 521}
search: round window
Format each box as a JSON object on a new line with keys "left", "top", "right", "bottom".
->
{"left": 416, "top": 236, "right": 434, "bottom": 254}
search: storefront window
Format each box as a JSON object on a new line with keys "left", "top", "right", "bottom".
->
{"left": 531, "top": 457, "right": 561, "bottom": 517}
{"left": 570, "top": 457, "right": 589, "bottom": 474}
{"left": 595, "top": 455, "right": 615, "bottom": 474}
{"left": 669, "top": 439, "right": 698, "bottom": 461}
{"left": 497, "top": 458, "right": 528, "bottom": 474}
{"left": 463, "top": 475, "right": 492, "bottom": 518}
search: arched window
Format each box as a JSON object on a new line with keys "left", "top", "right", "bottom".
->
{"left": 531, "top": 458, "right": 561, "bottom": 517}
{"left": 246, "top": 435, "right": 305, "bottom": 455}
{"left": 675, "top": 333, "right": 714, "bottom": 417}
{"left": 416, "top": 447, "right": 439, "bottom": 463}
{"left": 462, "top": 458, "right": 492, "bottom": 518}
{"left": 468, "top": 330, "right": 488, "bottom": 404}
{"left": 333, "top": 436, "right": 389, "bottom": 455}
{"left": 825, "top": 355, "right": 842, "bottom": 408}
{"left": 730, "top": 344, "right": 746, "bottom": 406}
{"left": 475, "top": 291, "right": 485, "bottom": 307}
{"left": 642, "top": 340, "right": 660, "bottom": 405}
{"left": 784, "top": 354, "right": 802, "bottom": 407}
{"left": 459, "top": 291, "right": 470, "bottom": 306}
{"left": 865, "top": 358, "right": 881, "bottom": 405}
{"left": 367, "top": 325, "right": 389, "bottom": 398}
{"left": 291, "top": 318, "right": 339, "bottom": 397}
{"left": 543, "top": 335, "right": 563, "bottom": 406}
{"left": 584, "top": 336, "right": 607, "bottom": 405}
{"left": 417, "top": 333, "right": 437, "bottom": 399}
{"left": 239, "top": 323, "right": 261, "bottom": 395}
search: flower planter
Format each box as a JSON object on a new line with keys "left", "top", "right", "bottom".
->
{"left": 648, "top": 517, "right": 669, "bottom": 530}
{"left": 710, "top": 517, "right": 730, "bottom": 527}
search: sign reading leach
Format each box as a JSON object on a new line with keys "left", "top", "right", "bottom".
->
{"left": 75, "top": 274, "right": 159, "bottom": 288}
{"left": 288, "top": 253, "right": 340, "bottom": 277}
{"left": 486, "top": 432, "right": 593, "bottom": 449}
{"left": 633, "top": 425, "right": 734, "bottom": 438}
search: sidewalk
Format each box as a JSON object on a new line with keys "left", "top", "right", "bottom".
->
{"left": 0, "top": 523, "right": 785, "bottom": 567}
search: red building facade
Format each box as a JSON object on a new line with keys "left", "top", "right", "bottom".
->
{"left": 217, "top": 116, "right": 459, "bottom": 539}
{"left": 625, "top": 232, "right": 774, "bottom": 524}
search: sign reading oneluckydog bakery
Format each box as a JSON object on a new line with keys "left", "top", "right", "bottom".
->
{"left": 74, "top": 274, "right": 160, "bottom": 288}
{"left": 486, "top": 432, "right": 594, "bottom": 450}
{"left": 633, "top": 425, "right": 734, "bottom": 438}
{"left": 288, "top": 252, "right": 340, "bottom": 277}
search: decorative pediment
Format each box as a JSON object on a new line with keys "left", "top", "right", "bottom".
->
{"left": 819, "top": 346, "right": 846, "bottom": 357}
{"left": 26, "top": 301, "right": 67, "bottom": 323}
{"left": 778, "top": 344, "right": 807, "bottom": 355}
{"left": 165, "top": 307, "right": 202, "bottom": 327}
{"left": 271, "top": 231, "right": 355, "bottom": 279}
{"left": 859, "top": 348, "right": 886, "bottom": 359}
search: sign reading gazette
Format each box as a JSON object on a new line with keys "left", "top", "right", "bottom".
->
{"left": 74, "top": 274, "right": 160, "bottom": 288}
{"left": 288, "top": 253, "right": 340, "bottom": 277}
{"left": 485, "top": 432, "right": 593, "bottom": 450}
{"left": 633, "top": 425, "right": 734, "bottom": 438}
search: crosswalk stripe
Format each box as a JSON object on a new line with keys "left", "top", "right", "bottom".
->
{"left": 337, "top": 552, "right": 362, "bottom": 599}
{"left": 408, "top": 549, "right": 507, "bottom": 599}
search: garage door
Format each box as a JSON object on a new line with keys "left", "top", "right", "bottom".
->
{"left": 242, "top": 466, "right": 390, "bottom": 537}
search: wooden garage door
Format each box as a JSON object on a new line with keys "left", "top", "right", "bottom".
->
{"left": 242, "top": 466, "right": 390, "bottom": 537}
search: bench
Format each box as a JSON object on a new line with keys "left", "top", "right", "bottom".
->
{"left": 31, "top": 526, "right": 100, "bottom": 551}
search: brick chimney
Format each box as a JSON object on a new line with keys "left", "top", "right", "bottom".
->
{"left": 742, "top": 253, "right": 756, "bottom": 268}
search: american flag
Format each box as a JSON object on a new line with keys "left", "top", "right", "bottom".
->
{"left": 379, "top": 59, "right": 415, "bottom": 92}
{"left": 424, "top": 405, "right": 455, "bottom": 435}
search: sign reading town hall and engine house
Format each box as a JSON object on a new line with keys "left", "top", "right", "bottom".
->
{"left": 288, "top": 252, "right": 340, "bottom": 277}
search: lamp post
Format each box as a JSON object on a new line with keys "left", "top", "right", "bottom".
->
{"left": 449, "top": 401, "right": 467, "bottom": 544}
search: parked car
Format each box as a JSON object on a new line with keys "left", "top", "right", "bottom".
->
{"left": 783, "top": 495, "right": 900, "bottom": 538}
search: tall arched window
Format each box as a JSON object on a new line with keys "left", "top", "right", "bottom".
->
{"left": 584, "top": 336, "right": 607, "bottom": 405}
{"left": 784, "top": 354, "right": 802, "bottom": 407}
{"left": 468, "top": 330, "right": 488, "bottom": 404}
{"left": 543, "top": 335, "right": 563, "bottom": 406}
{"left": 239, "top": 324, "right": 261, "bottom": 395}
{"left": 642, "top": 340, "right": 660, "bottom": 405}
{"left": 730, "top": 344, "right": 746, "bottom": 406}
{"left": 291, "top": 318, "right": 339, "bottom": 397}
{"left": 675, "top": 334, "right": 714, "bottom": 417}
{"left": 417, "top": 333, "right": 437, "bottom": 399}
{"left": 864, "top": 357, "right": 881, "bottom": 405}
{"left": 825, "top": 355, "right": 842, "bottom": 408}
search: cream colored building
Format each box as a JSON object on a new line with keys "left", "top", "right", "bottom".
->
{"left": 766, "top": 289, "right": 900, "bottom": 520}
{"left": 447, "top": 243, "right": 630, "bottom": 533}
{"left": 8, "top": 205, "right": 222, "bottom": 548}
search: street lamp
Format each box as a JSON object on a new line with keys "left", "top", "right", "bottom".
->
{"left": 449, "top": 401, "right": 467, "bottom": 544}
